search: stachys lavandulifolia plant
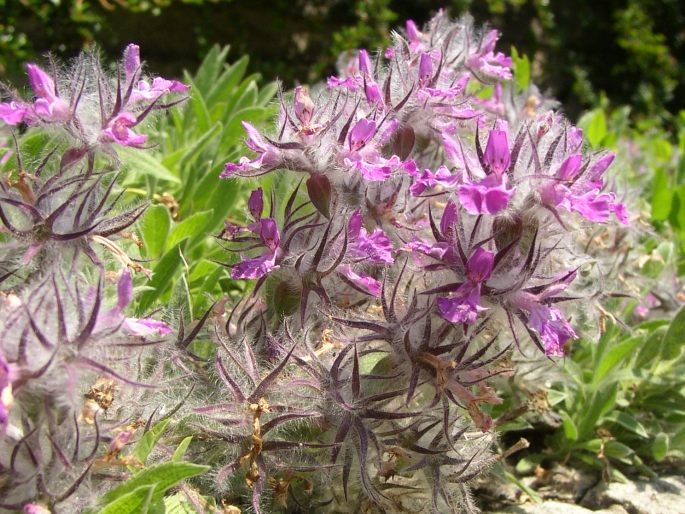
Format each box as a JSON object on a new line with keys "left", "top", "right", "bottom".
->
{"left": 213, "top": 10, "right": 629, "bottom": 513}
{"left": 0, "top": 45, "right": 188, "bottom": 512}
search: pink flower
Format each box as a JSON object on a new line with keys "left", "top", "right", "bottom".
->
{"left": 458, "top": 173, "right": 514, "bottom": 215}
{"left": 348, "top": 118, "right": 376, "bottom": 151}
{"left": 437, "top": 247, "right": 494, "bottom": 324}
{"left": 409, "top": 165, "right": 459, "bottom": 196}
{"left": 26, "top": 63, "right": 71, "bottom": 122}
{"left": 467, "top": 29, "right": 512, "bottom": 80}
{"left": 418, "top": 52, "right": 433, "bottom": 87}
{"left": 130, "top": 77, "right": 190, "bottom": 103}
{"left": 231, "top": 218, "right": 281, "bottom": 280}
{"left": 221, "top": 122, "right": 281, "bottom": 177}
{"left": 484, "top": 120, "right": 511, "bottom": 175}
{"left": 95, "top": 269, "right": 172, "bottom": 337}
{"left": 123, "top": 318, "right": 173, "bottom": 336}
{"left": 0, "top": 101, "right": 32, "bottom": 125}
{"left": 326, "top": 75, "right": 361, "bottom": 91}
{"left": 101, "top": 112, "right": 148, "bottom": 147}
{"left": 1, "top": 355, "right": 16, "bottom": 437}
{"left": 338, "top": 265, "right": 381, "bottom": 296}
{"left": 347, "top": 210, "right": 394, "bottom": 264}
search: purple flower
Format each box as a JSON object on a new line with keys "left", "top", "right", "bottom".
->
{"left": 348, "top": 118, "right": 376, "bottom": 151}
{"left": 484, "top": 120, "right": 511, "bottom": 175}
{"left": 130, "top": 77, "right": 190, "bottom": 103}
{"left": 343, "top": 119, "right": 403, "bottom": 181}
{"left": 95, "top": 269, "right": 171, "bottom": 336}
{"left": 458, "top": 173, "right": 514, "bottom": 215}
{"left": 23, "top": 505, "right": 51, "bottom": 514}
{"left": 231, "top": 218, "right": 281, "bottom": 280}
{"left": 124, "top": 43, "right": 141, "bottom": 81}
{"left": 347, "top": 210, "right": 394, "bottom": 264}
{"left": 514, "top": 292, "right": 576, "bottom": 356}
{"left": 0, "top": 100, "right": 32, "bottom": 125}
{"left": 408, "top": 165, "right": 459, "bottom": 196}
{"left": 222, "top": 122, "right": 282, "bottom": 177}
{"left": 467, "top": 29, "right": 512, "bottom": 80}
{"left": 406, "top": 20, "right": 425, "bottom": 52}
{"left": 418, "top": 52, "right": 433, "bottom": 87}
{"left": 1, "top": 354, "right": 15, "bottom": 437}
{"left": 26, "top": 63, "right": 71, "bottom": 122}
{"left": 293, "top": 86, "right": 315, "bottom": 126}
{"left": 326, "top": 75, "right": 361, "bottom": 91}
{"left": 540, "top": 153, "right": 627, "bottom": 224}
{"left": 248, "top": 187, "right": 264, "bottom": 220}
{"left": 437, "top": 247, "right": 494, "bottom": 324}
{"left": 101, "top": 112, "right": 148, "bottom": 147}
{"left": 123, "top": 44, "right": 189, "bottom": 102}
{"left": 338, "top": 265, "right": 381, "bottom": 296}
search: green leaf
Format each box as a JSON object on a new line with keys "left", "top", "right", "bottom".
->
{"left": 170, "top": 275, "right": 192, "bottom": 326}
{"left": 511, "top": 46, "right": 530, "bottom": 92}
{"left": 188, "top": 81, "right": 211, "bottom": 134}
{"left": 603, "top": 411, "right": 649, "bottom": 439}
{"left": 578, "top": 109, "right": 607, "bottom": 148}
{"left": 661, "top": 306, "right": 685, "bottom": 360}
{"left": 164, "top": 493, "right": 198, "bottom": 514}
{"left": 651, "top": 167, "right": 673, "bottom": 221}
{"left": 172, "top": 437, "right": 193, "bottom": 462}
{"left": 578, "top": 385, "right": 617, "bottom": 441}
{"left": 207, "top": 55, "right": 249, "bottom": 105}
{"left": 119, "top": 147, "right": 180, "bottom": 184}
{"left": 137, "top": 244, "right": 184, "bottom": 313}
{"left": 97, "top": 485, "right": 155, "bottom": 514}
{"left": 652, "top": 432, "right": 669, "bottom": 461}
{"left": 133, "top": 419, "right": 171, "bottom": 466}
{"left": 594, "top": 336, "right": 641, "bottom": 385}
{"left": 138, "top": 205, "right": 172, "bottom": 259}
{"left": 560, "top": 410, "right": 578, "bottom": 442}
{"left": 101, "top": 462, "right": 210, "bottom": 506}
{"left": 193, "top": 45, "right": 229, "bottom": 94}
{"left": 167, "top": 210, "right": 213, "bottom": 250}
{"left": 603, "top": 440, "right": 634, "bottom": 462}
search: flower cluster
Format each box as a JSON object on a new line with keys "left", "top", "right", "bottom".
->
{"left": 213, "top": 11, "right": 628, "bottom": 512}
{"left": 0, "top": 44, "right": 188, "bottom": 148}
{"left": 0, "top": 46, "right": 183, "bottom": 512}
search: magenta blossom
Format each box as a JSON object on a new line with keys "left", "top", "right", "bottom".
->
{"left": 513, "top": 291, "right": 576, "bottom": 356}
{"left": 231, "top": 218, "right": 281, "bottom": 280}
{"left": 343, "top": 118, "right": 402, "bottom": 181}
{"left": 0, "top": 101, "right": 33, "bottom": 125}
{"left": 437, "top": 247, "right": 494, "bottom": 324}
{"left": 101, "top": 112, "right": 148, "bottom": 147}
{"left": 26, "top": 64, "right": 71, "bottom": 122}
{"left": 123, "top": 44, "right": 189, "bottom": 103}
{"left": 483, "top": 120, "right": 511, "bottom": 174}
{"left": 540, "top": 153, "right": 627, "bottom": 224}
{"left": 96, "top": 269, "right": 171, "bottom": 336}
{"left": 1, "top": 354, "right": 16, "bottom": 437}
{"left": 222, "top": 122, "right": 282, "bottom": 177}
{"left": 466, "top": 29, "right": 512, "bottom": 80}
{"left": 406, "top": 164, "right": 459, "bottom": 196}
{"left": 131, "top": 77, "right": 190, "bottom": 103}
{"left": 338, "top": 265, "right": 382, "bottom": 297}
{"left": 347, "top": 210, "right": 394, "bottom": 264}
{"left": 458, "top": 173, "right": 513, "bottom": 215}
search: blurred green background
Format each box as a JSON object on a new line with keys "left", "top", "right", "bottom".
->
{"left": 2, "top": 0, "right": 683, "bottom": 123}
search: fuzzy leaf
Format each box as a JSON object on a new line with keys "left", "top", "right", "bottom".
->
{"left": 133, "top": 419, "right": 171, "bottom": 465}
{"left": 97, "top": 485, "right": 155, "bottom": 514}
{"left": 139, "top": 204, "right": 172, "bottom": 259}
{"left": 101, "top": 462, "right": 210, "bottom": 506}
{"left": 172, "top": 437, "right": 194, "bottom": 462}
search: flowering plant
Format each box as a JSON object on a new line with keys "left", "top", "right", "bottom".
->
{"left": 212, "top": 10, "right": 628, "bottom": 513}
{"left": 0, "top": 11, "right": 632, "bottom": 514}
